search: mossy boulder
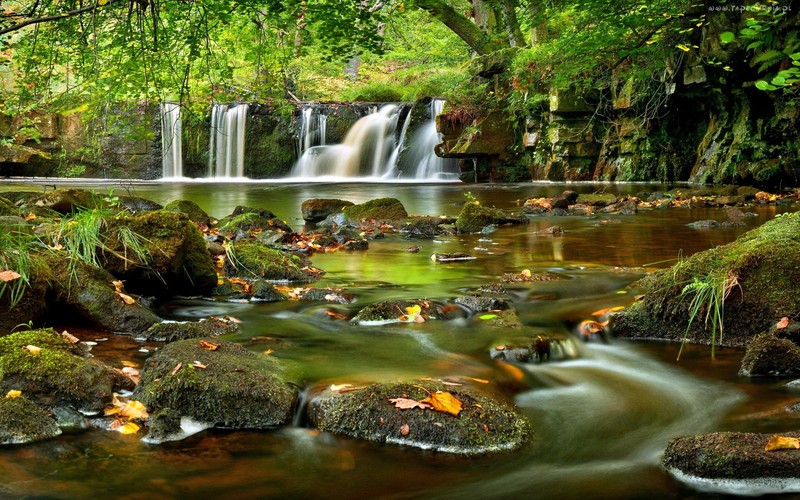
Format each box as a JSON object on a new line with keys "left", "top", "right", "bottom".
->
{"left": 614, "top": 213, "right": 800, "bottom": 347}
{"left": 455, "top": 202, "right": 529, "bottom": 233}
{"left": 217, "top": 206, "right": 293, "bottom": 235}
{"left": 0, "top": 329, "right": 120, "bottom": 412}
{"left": 301, "top": 198, "right": 355, "bottom": 223}
{"left": 400, "top": 216, "right": 456, "bottom": 239}
{"left": 29, "top": 189, "right": 104, "bottom": 214}
{"left": 140, "top": 317, "right": 240, "bottom": 342}
{"left": 664, "top": 432, "right": 800, "bottom": 480}
{"left": 739, "top": 332, "right": 800, "bottom": 377}
{"left": 103, "top": 210, "right": 217, "bottom": 295}
{"left": 351, "top": 300, "right": 441, "bottom": 325}
{"left": 576, "top": 193, "right": 618, "bottom": 206}
{"left": 225, "top": 241, "right": 321, "bottom": 282}
{"left": 307, "top": 380, "right": 531, "bottom": 455}
{"left": 135, "top": 339, "right": 299, "bottom": 442}
{"left": 117, "top": 196, "right": 163, "bottom": 214}
{"left": 0, "top": 396, "right": 61, "bottom": 445}
{"left": 342, "top": 198, "right": 408, "bottom": 223}
{"left": 163, "top": 199, "right": 211, "bottom": 225}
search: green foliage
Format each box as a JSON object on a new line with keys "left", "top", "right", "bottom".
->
{"left": 0, "top": 232, "right": 43, "bottom": 308}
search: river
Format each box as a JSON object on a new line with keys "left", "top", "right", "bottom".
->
{"left": 0, "top": 180, "right": 797, "bottom": 499}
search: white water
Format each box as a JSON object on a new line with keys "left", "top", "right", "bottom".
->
{"left": 209, "top": 103, "right": 248, "bottom": 178}
{"left": 160, "top": 102, "right": 183, "bottom": 178}
{"left": 406, "top": 99, "right": 460, "bottom": 180}
{"left": 297, "top": 107, "right": 327, "bottom": 157}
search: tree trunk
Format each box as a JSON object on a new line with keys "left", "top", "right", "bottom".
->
{"left": 415, "top": 0, "right": 508, "bottom": 55}
{"left": 500, "top": 0, "right": 525, "bottom": 47}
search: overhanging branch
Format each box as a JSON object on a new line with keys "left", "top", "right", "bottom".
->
{"left": 0, "top": 0, "right": 119, "bottom": 37}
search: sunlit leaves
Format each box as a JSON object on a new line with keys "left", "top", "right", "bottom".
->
{"left": 388, "top": 390, "right": 463, "bottom": 416}
{"left": 388, "top": 398, "right": 433, "bottom": 410}
{"left": 765, "top": 435, "right": 800, "bottom": 451}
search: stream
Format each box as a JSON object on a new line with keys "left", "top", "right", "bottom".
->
{"left": 1, "top": 180, "right": 798, "bottom": 499}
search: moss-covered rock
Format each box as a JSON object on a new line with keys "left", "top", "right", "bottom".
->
{"left": 739, "top": 332, "right": 800, "bottom": 377}
{"left": 117, "top": 196, "right": 163, "bottom": 214}
{"left": 0, "top": 395, "right": 61, "bottom": 445}
{"left": 576, "top": 193, "right": 618, "bottom": 206}
{"left": 225, "top": 241, "right": 321, "bottom": 282}
{"left": 490, "top": 332, "right": 580, "bottom": 363}
{"left": 163, "top": 199, "right": 211, "bottom": 225}
{"left": 454, "top": 295, "right": 510, "bottom": 313}
{"left": 342, "top": 198, "right": 408, "bottom": 222}
{"left": 29, "top": 189, "right": 104, "bottom": 214}
{"left": 351, "top": 300, "right": 441, "bottom": 325}
{"left": 0, "top": 215, "right": 32, "bottom": 236}
{"left": 0, "top": 196, "right": 16, "bottom": 216}
{"left": 140, "top": 317, "right": 240, "bottom": 342}
{"left": 664, "top": 432, "right": 800, "bottom": 479}
{"left": 0, "top": 328, "right": 120, "bottom": 412}
{"left": 307, "top": 380, "right": 531, "bottom": 455}
{"left": 614, "top": 213, "right": 800, "bottom": 347}
{"left": 103, "top": 210, "right": 217, "bottom": 295}
{"left": 301, "top": 198, "right": 355, "bottom": 223}
{"left": 400, "top": 216, "right": 456, "bottom": 239}
{"left": 455, "top": 202, "right": 529, "bottom": 233}
{"left": 135, "top": 339, "right": 299, "bottom": 442}
{"left": 217, "top": 206, "right": 293, "bottom": 235}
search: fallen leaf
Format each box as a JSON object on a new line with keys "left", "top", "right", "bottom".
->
{"left": 400, "top": 423, "right": 410, "bottom": 436}
{"left": 191, "top": 361, "right": 208, "bottom": 369}
{"left": 462, "top": 377, "right": 490, "bottom": 384}
{"left": 199, "top": 340, "right": 220, "bottom": 351}
{"left": 520, "top": 269, "right": 532, "bottom": 278}
{"left": 765, "top": 435, "right": 800, "bottom": 451}
{"left": 479, "top": 314, "right": 498, "bottom": 320}
{"left": 263, "top": 349, "right": 274, "bottom": 356}
{"left": 0, "top": 270, "right": 21, "bottom": 282}
{"left": 591, "top": 305, "right": 626, "bottom": 317}
{"left": 170, "top": 362, "right": 183, "bottom": 375}
{"left": 497, "top": 361, "right": 525, "bottom": 381}
{"left": 61, "top": 331, "right": 79, "bottom": 344}
{"left": 23, "top": 345, "right": 41, "bottom": 355}
{"left": 388, "top": 397, "right": 433, "bottom": 410}
{"left": 111, "top": 280, "right": 124, "bottom": 293}
{"left": 777, "top": 317, "right": 790, "bottom": 330}
{"left": 117, "top": 292, "right": 136, "bottom": 305}
{"left": 121, "top": 366, "right": 141, "bottom": 384}
{"left": 325, "top": 310, "right": 348, "bottom": 320}
{"left": 578, "top": 320, "right": 605, "bottom": 336}
{"left": 420, "top": 391, "right": 463, "bottom": 416}
{"left": 5, "top": 390, "right": 21, "bottom": 398}
{"left": 111, "top": 420, "right": 141, "bottom": 434}
{"left": 121, "top": 360, "right": 139, "bottom": 368}
{"left": 24, "top": 213, "right": 36, "bottom": 221}
{"left": 118, "top": 399, "right": 149, "bottom": 420}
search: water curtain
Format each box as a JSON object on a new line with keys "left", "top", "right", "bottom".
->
{"left": 209, "top": 103, "right": 249, "bottom": 178}
{"left": 161, "top": 102, "right": 183, "bottom": 178}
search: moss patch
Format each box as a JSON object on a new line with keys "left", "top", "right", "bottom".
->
{"left": 141, "top": 317, "right": 240, "bottom": 342}
{"left": 163, "top": 200, "right": 211, "bottom": 225}
{"left": 739, "top": 332, "right": 800, "bottom": 377}
{"left": 225, "top": 241, "right": 320, "bottom": 282}
{"left": 342, "top": 198, "right": 409, "bottom": 222}
{"left": 0, "top": 395, "right": 61, "bottom": 445}
{"left": 308, "top": 380, "right": 531, "bottom": 456}
{"left": 455, "top": 202, "right": 529, "bottom": 233}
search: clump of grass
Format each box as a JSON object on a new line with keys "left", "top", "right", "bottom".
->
{"left": 0, "top": 232, "right": 45, "bottom": 308}
{"left": 677, "top": 270, "right": 740, "bottom": 360}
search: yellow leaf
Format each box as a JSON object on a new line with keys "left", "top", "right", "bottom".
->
{"left": 420, "top": 391, "right": 463, "bottom": 416}
{"left": 5, "top": 390, "right": 21, "bottom": 399}
{"left": 98, "top": 0, "right": 109, "bottom": 5}
{"left": 116, "top": 421, "right": 141, "bottom": 434}
{"left": 24, "top": 213, "right": 36, "bottom": 221}
{"left": 121, "top": 360, "right": 139, "bottom": 368}
{"left": 117, "top": 292, "right": 136, "bottom": 305}
{"left": 765, "top": 435, "right": 800, "bottom": 451}
{"left": 676, "top": 44, "right": 690, "bottom": 52}
{"left": 199, "top": 340, "right": 220, "bottom": 351}
{"left": 61, "top": 330, "right": 79, "bottom": 344}
{"left": 23, "top": 345, "right": 41, "bottom": 355}
{"left": 520, "top": 269, "right": 532, "bottom": 278}
{"left": 119, "top": 400, "right": 149, "bottom": 420}
{"left": 111, "top": 280, "right": 124, "bottom": 293}
{"left": 405, "top": 305, "right": 421, "bottom": 316}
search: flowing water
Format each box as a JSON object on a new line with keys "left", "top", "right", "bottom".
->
{"left": 208, "top": 103, "right": 249, "bottom": 179}
{"left": 160, "top": 103, "right": 183, "bottom": 179}
{"left": 1, "top": 180, "right": 798, "bottom": 499}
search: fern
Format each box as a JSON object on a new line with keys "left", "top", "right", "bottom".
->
{"left": 752, "top": 49, "right": 785, "bottom": 73}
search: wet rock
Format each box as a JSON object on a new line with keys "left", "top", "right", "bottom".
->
{"left": 293, "top": 288, "right": 353, "bottom": 304}
{"left": 576, "top": 193, "right": 617, "bottom": 206}
{"left": 211, "top": 279, "right": 250, "bottom": 301}
{"left": 225, "top": 240, "right": 321, "bottom": 282}
{"left": 478, "top": 309, "right": 523, "bottom": 328}
{"left": 29, "top": 189, "right": 103, "bottom": 213}
{"left": 301, "top": 198, "right": 354, "bottom": 223}
{"left": 400, "top": 216, "right": 456, "bottom": 239}
{"left": 739, "top": 332, "right": 800, "bottom": 377}
{"left": 535, "top": 225, "right": 564, "bottom": 236}
{"left": 351, "top": 300, "right": 440, "bottom": 325}
{"left": 490, "top": 333, "right": 579, "bottom": 363}
{"left": 163, "top": 199, "right": 211, "bottom": 225}
{"left": 117, "top": 196, "right": 163, "bottom": 214}
{"left": 135, "top": 339, "right": 298, "bottom": 442}
{"left": 716, "top": 195, "right": 745, "bottom": 206}
{"left": 615, "top": 212, "right": 800, "bottom": 347}
{"left": 0, "top": 191, "right": 39, "bottom": 205}
{"left": 331, "top": 226, "right": 369, "bottom": 250}
{"left": 17, "top": 204, "right": 61, "bottom": 219}
{"left": 140, "top": 317, "right": 240, "bottom": 342}
{"left": 687, "top": 220, "right": 719, "bottom": 229}
{"left": 562, "top": 190, "right": 579, "bottom": 204}
{"left": 406, "top": 245, "right": 421, "bottom": 253}
{"left": 456, "top": 203, "right": 528, "bottom": 233}
{"left": 342, "top": 198, "right": 408, "bottom": 222}
{"left": 0, "top": 396, "right": 61, "bottom": 445}
{"left": 103, "top": 210, "right": 218, "bottom": 296}
{"left": 0, "top": 329, "right": 121, "bottom": 413}
{"left": 51, "top": 406, "right": 89, "bottom": 433}
{"left": 217, "top": 206, "right": 293, "bottom": 234}
{"left": 251, "top": 281, "right": 288, "bottom": 302}
{"left": 307, "top": 380, "right": 531, "bottom": 456}
{"left": 454, "top": 295, "right": 510, "bottom": 313}
{"left": 664, "top": 432, "right": 800, "bottom": 482}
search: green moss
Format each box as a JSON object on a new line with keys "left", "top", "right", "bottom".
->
{"left": 0, "top": 197, "right": 16, "bottom": 216}
{"left": 0, "top": 395, "right": 61, "bottom": 445}
{"left": 0, "top": 329, "right": 116, "bottom": 412}
{"left": 739, "top": 332, "right": 800, "bottom": 377}
{"left": 135, "top": 339, "right": 298, "bottom": 440}
{"left": 217, "top": 210, "right": 293, "bottom": 235}
{"left": 455, "top": 202, "right": 528, "bottom": 233}
{"left": 342, "top": 198, "right": 409, "bottom": 222}
{"left": 351, "top": 300, "right": 440, "bottom": 324}
{"left": 225, "top": 241, "right": 318, "bottom": 282}
{"left": 308, "top": 381, "right": 531, "bottom": 455}
{"left": 163, "top": 200, "right": 211, "bottom": 225}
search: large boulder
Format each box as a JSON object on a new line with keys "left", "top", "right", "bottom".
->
{"left": 0, "top": 395, "right": 61, "bottom": 445}
{"left": 0, "top": 329, "right": 122, "bottom": 413}
{"left": 225, "top": 241, "right": 322, "bottom": 282}
{"left": 739, "top": 332, "right": 800, "bottom": 377}
{"left": 400, "top": 216, "right": 456, "bottom": 239}
{"left": 217, "top": 206, "right": 293, "bottom": 235}
{"left": 135, "top": 339, "right": 299, "bottom": 442}
{"left": 29, "top": 189, "right": 104, "bottom": 213}
{"left": 140, "top": 317, "right": 240, "bottom": 342}
{"left": 308, "top": 380, "right": 531, "bottom": 455}
{"left": 301, "top": 198, "right": 354, "bottom": 223}
{"left": 342, "top": 198, "right": 408, "bottom": 223}
{"left": 455, "top": 202, "right": 528, "bottom": 233}
{"left": 103, "top": 210, "right": 218, "bottom": 295}
{"left": 614, "top": 213, "right": 800, "bottom": 347}
{"left": 162, "top": 199, "right": 211, "bottom": 225}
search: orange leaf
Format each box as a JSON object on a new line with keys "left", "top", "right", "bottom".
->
{"left": 400, "top": 423, "right": 410, "bottom": 436}
{"left": 420, "top": 391, "right": 463, "bottom": 416}
{"left": 388, "top": 397, "right": 433, "bottom": 410}
{"left": 777, "top": 317, "right": 790, "bottom": 330}
{"left": 170, "top": 362, "right": 183, "bottom": 375}
{"left": 117, "top": 292, "right": 136, "bottom": 305}
{"left": 199, "top": 340, "right": 220, "bottom": 351}
{"left": 111, "top": 280, "right": 124, "bottom": 293}
{"left": 121, "top": 360, "right": 139, "bottom": 368}
{"left": 579, "top": 320, "right": 605, "bottom": 336}
{"left": 0, "top": 270, "right": 21, "bottom": 282}
{"left": 121, "top": 366, "right": 140, "bottom": 384}
{"left": 61, "top": 331, "right": 79, "bottom": 344}
{"left": 24, "top": 213, "right": 36, "bottom": 221}
{"left": 191, "top": 361, "right": 208, "bottom": 369}
{"left": 325, "top": 310, "right": 348, "bottom": 320}
{"left": 765, "top": 435, "right": 800, "bottom": 451}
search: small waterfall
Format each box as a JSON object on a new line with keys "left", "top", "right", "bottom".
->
{"left": 161, "top": 102, "right": 183, "bottom": 178}
{"left": 406, "top": 99, "right": 460, "bottom": 180}
{"left": 292, "top": 104, "right": 405, "bottom": 179}
{"left": 209, "top": 103, "right": 248, "bottom": 178}
{"left": 297, "top": 107, "right": 327, "bottom": 157}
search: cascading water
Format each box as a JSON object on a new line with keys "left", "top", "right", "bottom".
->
{"left": 291, "top": 104, "right": 406, "bottom": 179}
{"left": 209, "top": 103, "right": 248, "bottom": 178}
{"left": 297, "top": 107, "right": 327, "bottom": 157}
{"left": 406, "top": 99, "right": 460, "bottom": 180}
{"left": 160, "top": 102, "right": 183, "bottom": 178}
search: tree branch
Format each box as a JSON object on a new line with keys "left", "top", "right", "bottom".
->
{"left": 0, "top": 0, "right": 118, "bottom": 37}
{"left": 414, "top": 0, "right": 508, "bottom": 55}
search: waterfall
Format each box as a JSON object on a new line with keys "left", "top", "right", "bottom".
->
{"left": 209, "top": 103, "right": 248, "bottom": 178}
{"left": 297, "top": 107, "right": 327, "bottom": 157}
{"left": 161, "top": 102, "right": 183, "bottom": 178}
{"left": 292, "top": 104, "right": 405, "bottom": 179}
{"left": 406, "top": 99, "right": 460, "bottom": 180}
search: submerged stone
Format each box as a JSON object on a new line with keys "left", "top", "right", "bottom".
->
{"left": 454, "top": 295, "right": 510, "bottom": 313}
{"left": 30, "top": 189, "right": 103, "bottom": 213}
{"left": 455, "top": 202, "right": 528, "bottom": 233}
{"left": 135, "top": 339, "right": 299, "bottom": 442}
{"left": 400, "top": 217, "right": 456, "bottom": 238}
{"left": 490, "top": 332, "right": 580, "bottom": 363}
{"left": 307, "top": 380, "right": 531, "bottom": 456}
{"left": 0, "top": 395, "right": 61, "bottom": 445}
